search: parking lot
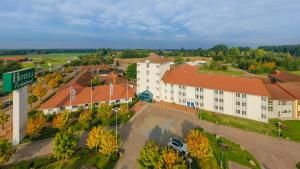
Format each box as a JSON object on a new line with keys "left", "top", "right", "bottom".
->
{"left": 116, "top": 104, "right": 300, "bottom": 169}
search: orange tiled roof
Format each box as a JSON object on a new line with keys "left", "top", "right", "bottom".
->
{"left": 0, "top": 57, "right": 27, "bottom": 61}
{"left": 40, "top": 84, "right": 135, "bottom": 109}
{"left": 276, "top": 82, "right": 300, "bottom": 99}
{"left": 269, "top": 71, "right": 300, "bottom": 82}
{"left": 146, "top": 53, "right": 171, "bottom": 63}
{"left": 264, "top": 84, "right": 295, "bottom": 100}
{"left": 162, "top": 64, "right": 270, "bottom": 96}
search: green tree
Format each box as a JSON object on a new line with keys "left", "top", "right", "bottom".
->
{"left": 79, "top": 109, "right": 93, "bottom": 129}
{"left": 126, "top": 63, "right": 137, "bottom": 80}
{"left": 0, "top": 139, "right": 13, "bottom": 164}
{"left": 174, "top": 56, "right": 184, "bottom": 65}
{"left": 0, "top": 112, "right": 9, "bottom": 130}
{"left": 53, "top": 128, "right": 79, "bottom": 159}
{"left": 137, "top": 140, "right": 161, "bottom": 169}
{"left": 28, "top": 95, "right": 38, "bottom": 108}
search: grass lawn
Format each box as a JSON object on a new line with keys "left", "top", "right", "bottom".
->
{"left": 199, "top": 110, "right": 300, "bottom": 142}
{"left": 21, "top": 62, "right": 34, "bottom": 68}
{"left": 207, "top": 133, "right": 261, "bottom": 169}
{"left": 289, "top": 71, "right": 300, "bottom": 76}
{"left": 4, "top": 149, "right": 118, "bottom": 169}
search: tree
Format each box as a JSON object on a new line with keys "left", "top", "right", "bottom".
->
{"left": 32, "top": 84, "right": 47, "bottom": 99}
{"left": 79, "top": 109, "right": 93, "bottom": 129}
{"left": 126, "top": 63, "right": 137, "bottom": 80}
{"left": 86, "top": 126, "right": 118, "bottom": 156}
{"left": 90, "top": 76, "right": 100, "bottom": 86}
{"left": 174, "top": 56, "right": 184, "bottom": 64}
{"left": 185, "top": 129, "right": 210, "bottom": 161}
{"left": 137, "top": 140, "right": 161, "bottom": 168}
{"left": 118, "top": 103, "right": 129, "bottom": 123}
{"left": 53, "top": 128, "right": 79, "bottom": 159}
{"left": 48, "top": 79, "right": 59, "bottom": 89}
{"left": 158, "top": 148, "right": 186, "bottom": 169}
{"left": 96, "top": 103, "right": 113, "bottom": 126}
{"left": 53, "top": 111, "right": 71, "bottom": 130}
{"left": 25, "top": 113, "right": 47, "bottom": 138}
{"left": 0, "top": 112, "right": 9, "bottom": 130}
{"left": 0, "top": 139, "right": 13, "bottom": 164}
{"left": 28, "top": 95, "right": 38, "bottom": 108}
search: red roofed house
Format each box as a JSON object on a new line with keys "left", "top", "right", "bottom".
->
{"left": 39, "top": 69, "right": 135, "bottom": 114}
{"left": 137, "top": 58, "right": 300, "bottom": 122}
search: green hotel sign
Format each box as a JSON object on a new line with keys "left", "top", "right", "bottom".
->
{"left": 3, "top": 68, "right": 35, "bottom": 93}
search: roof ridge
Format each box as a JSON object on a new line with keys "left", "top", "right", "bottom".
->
{"left": 275, "top": 83, "right": 297, "bottom": 99}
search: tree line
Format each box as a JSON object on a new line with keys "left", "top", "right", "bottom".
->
{"left": 258, "top": 44, "right": 300, "bottom": 56}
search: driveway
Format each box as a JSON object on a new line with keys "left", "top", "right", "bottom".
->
{"left": 116, "top": 104, "right": 300, "bottom": 169}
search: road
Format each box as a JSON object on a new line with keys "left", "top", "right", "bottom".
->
{"left": 116, "top": 104, "right": 300, "bottom": 169}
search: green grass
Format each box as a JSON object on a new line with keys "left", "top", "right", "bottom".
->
{"left": 21, "top": 62, "right": 34, "bottom": 68}
{"left": 207, "top": 133, "right": 261, "bottom": 169}
{"left": 198, "top": 68, "right": 245, "bottom": 76}
{"left": 289, "top": 71, "right": 300, "bottom": 76}
{"left": 3, "top": 149, "right": 118, "bottom": 169}
{"left": 199, "top": 110, "right": 300, "bottom": 142}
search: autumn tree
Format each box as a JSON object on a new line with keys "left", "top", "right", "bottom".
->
{"left": 25, "top": 113, "right": 47, "bottom": 138}
{"left": 118, "top": 103, "right": 129, "bottom": 123}
{"left": 32, "top": 84, "right": 46, "bottom": 99}
{"left": 86, "top": 126, "right": 118, "bottom": 156}
{"left": 96, "top": 103, "right": 112, "bottom": 126}
{"left": 28, "top": 95, "right": 38, "bottom": 108}
{"left": 137, "top": 140, "right": 161, "bottom": 168}
{"left": 53, "top": 128, "right": 79, "bottom": 159}
{"left": 0, "top": 112, "right": 9, "bottom": 130}
{"left": 186, "top": 129, "right": 210, "bottom": 161}
{"left": 79, "top": 109, "right": 93, "bottom": 129}
{"left": 157, "top": 148, "right": 186, "bottom": 169}
{"left": 48, "top": 79, "right": 59, "bottom": 89}
{"left": 53, "top": 111, "right": 71, "bottom": 130}
{"left": 0, "top": 139, "right": 13, "bottom": 164}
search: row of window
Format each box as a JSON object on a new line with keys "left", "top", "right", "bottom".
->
{"left": 235, "top": 110, "right": 247, "bottom": 116}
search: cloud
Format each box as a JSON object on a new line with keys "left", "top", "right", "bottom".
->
{"left": 0, "top": 0, "right": 300, "bottom": 48}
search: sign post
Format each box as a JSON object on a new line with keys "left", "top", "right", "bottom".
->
{"left": 3, "top": 68, "right": 35, "bottom": 145}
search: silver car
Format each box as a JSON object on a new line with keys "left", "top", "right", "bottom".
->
{"left": 168, "top": 137, "right": 188, "bottom": 155}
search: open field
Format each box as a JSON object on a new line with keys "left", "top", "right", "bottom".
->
{"left": 290, "top": 71, "right": 300, "bottom": 76}
{"left": 198, "top": 68, "right": 245, "bottom": 76}
{"left": 200, "top": 110, "right": 300, "bottom": 142}
{"left": 0, "top": 52, "right": 92, "bottom": 69}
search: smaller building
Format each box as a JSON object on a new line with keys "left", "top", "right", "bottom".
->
{"left": 268, "top": 71, "right": 300, "bottom": 83}
{"left": 80, "top": 64, "right": 110, "bottom": 74}
{"left": 0, "top": 56, "right": 28, "bottom": 62}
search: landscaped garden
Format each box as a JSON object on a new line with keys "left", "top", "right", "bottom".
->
{"left": 199, "top": 110, "right": 300, "bottom": 142}
{"left": 137, "top": 128, "right": 259, "bottom": 169}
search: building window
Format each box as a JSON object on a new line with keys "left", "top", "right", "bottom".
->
{"left": 214, "top": 105, "right": 218, "bottom": 109}
{"left": 200, "top": 95, "right": 204, "bottom": 99}
{"left": 236, "top": 101, "right": 240, "bottom": 106}
{"left": 220, "top": 106, "right": 224, "bottom": 111}
{"left": 236, "top": 93, "right": 240, "bottom": 97}
{"left": 146, "top": 63, "right": 149, "bottom": 68}
{"left": 156, "top": 64, "right": 160, "bottom": 68}
{"left": 195, "top": 95, "right": 199, "bottom": 99}
{"left": 146, "top": 86, "right": 149, "bottom": 90}
{"left": 195, "top": 88, "right": 199, "bottom": 92}
{"left": 183, "top": 86, "right": 186, "bottom": 89}
{"left": 183, "top": 100, "right": 186, "bottom": 103}
{"left": 242, "top": 94, "right": 246, "bottom": 98}
{"left": 261, "top": 97, "right": 267, "bottom": 101}
{"left": 199, "top": 88, "right": 203, "bottom": 92}
{"left": 182, "top": 93, "right": 186, "bottom": 96}
{"left": 214, "top": 90, "right": 218, "bottom": 94}
{"left": 219, "top": 91, "right": 224, "bottom": 95}
{"left": 242, "top": 111, "right": 247, "bottom": 115}
{"left": 178, "top": 92, "right": 182, "bottom": 95}
{"left": 242, "top": 102, "right": 247, "bottom": 106}
{"left": 219, "top": 99, "right": 224, "bottom": 102}
{"left": 261, "top": 114, "right": 267, "bottom": 119}
{"left": 200, "top": 103, "right": 204, "bottom": 107}
{"left": 261, "top": 106, "right": 266, "bottom": 110}
{"left": 179, "top": 99, "right": 182, "bottom": 103}
{"left": 236, "top": 110, "right": 240, "bottom": 114}
{"left": 268, "top": 106, "right": 273, "bottom": 111}
{"left": 146, "top": 79, "right": 149, "bottom": 82}
{"left": 214, "top": 98, "right": 218, "bottom": 102}
{"left": 195, "top": 102, "right": 199, "bottom": 106}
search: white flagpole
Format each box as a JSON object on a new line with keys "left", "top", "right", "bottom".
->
{"left": 91, "top": 81, "right": 93, "bottom": 111}
{"left": 69, "top": 85, "right": 72, "bottom": 109}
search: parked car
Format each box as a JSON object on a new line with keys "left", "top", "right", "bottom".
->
{"left": 168, "top": 137, "right": 188, "bottom": 155}
{"left": 2, "top": 101, "right": 12, "bottom": 109}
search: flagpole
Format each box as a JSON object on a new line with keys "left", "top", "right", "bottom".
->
{"left": 69, "top": 85, "right": 72, "bottom": 110}
{"left": 91, "top": 81, "right": 93, "bottom": 112}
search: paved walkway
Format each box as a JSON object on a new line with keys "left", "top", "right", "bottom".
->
{"left": 116, "top": 104, "right": 300, "bottom": 169}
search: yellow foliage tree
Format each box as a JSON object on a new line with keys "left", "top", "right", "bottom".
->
{"left": 157, "top": 148, "right": 186, "bottom": 169}
{"left": 79, "top": 109, "right": 93, "bottom": 129}
{"left": 118, "top": 103, "right": 129, "bottom": 118}
{"left": 186, "top": 129, "right": 210, "bottom": 161}
{"left": 25, "top": 113, "right": 47, "bottom": 138}
{"left": 53, "top": 111, "right": 71, "bottom": 129}
{"left": 32, "top": 84, "right": 47, "bottom": 99}
{"left": 48, "top": 79, "right": 59, "bottom": 89}
{"left": 97, "top": 103, "right": 112, "bottom": 125}
{"left": 86, "top": 126, "right": 118, "bottom": 155}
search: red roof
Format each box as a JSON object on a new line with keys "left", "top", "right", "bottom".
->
{"left": 162, "top": 64, "right": 270, "bottom": 96}
{"left": 146, "top": 53, "right": 171, "bottom": 63}
{"left": 0, "top": 57, "right": 27, "bottom": 62}
{"left": 264, "top": 84, "right": 295, "bottom": 100}
{"left": 276, "top": 82, "right": 300, "bottom": 99}
{"left": 40, "top": 84, "right": 135, "bottom": 109}
{"left": 269, "top": 71, "right": 300, "bottom": 82}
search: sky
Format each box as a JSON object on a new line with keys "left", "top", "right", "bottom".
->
{"left": 0, "top": 0, "right": 300, "bottom": 49}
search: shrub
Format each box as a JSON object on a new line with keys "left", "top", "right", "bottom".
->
{"left": 0, "top": 139, "right": 13, "bottom": 164}
{"left": 53, "top": 128, "right": 79, "bottom": 159}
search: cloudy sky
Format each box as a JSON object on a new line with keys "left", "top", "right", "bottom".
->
{"left": 0, "top": 0, "right": 300, "bottom": 49}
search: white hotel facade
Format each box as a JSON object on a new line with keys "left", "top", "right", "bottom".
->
{"left": 137, "top": 55, "right": 300, "bottom": 123}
